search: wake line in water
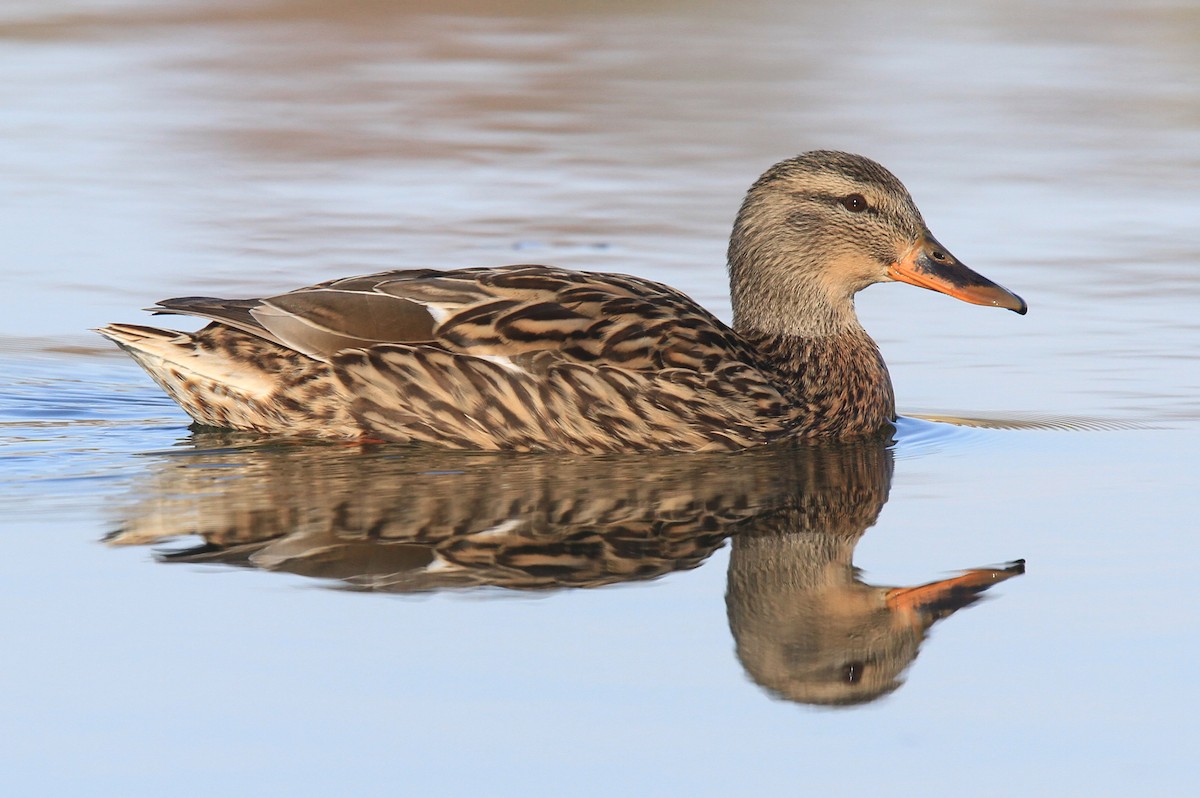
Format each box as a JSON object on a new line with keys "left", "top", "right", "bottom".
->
{"left": 905, "top": 411, "right": 1153, "bottom": 432}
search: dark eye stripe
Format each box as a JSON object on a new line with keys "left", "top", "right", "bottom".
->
{"left": 787, "top": 190, "right": 882, "bottom": 217}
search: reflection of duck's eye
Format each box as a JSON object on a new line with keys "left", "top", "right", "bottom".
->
{"left": 840, "top": 194, "right": 869, "bottom": 213}
{"left": 842, "top": 662, "right": 866, "bottom": 684}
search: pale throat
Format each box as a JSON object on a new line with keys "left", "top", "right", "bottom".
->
{"left": 730, "top": 272, "right": 867, "bottom": 340}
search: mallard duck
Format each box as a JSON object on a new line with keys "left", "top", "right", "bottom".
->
{"left": 98, "top": 151, "right": 1026, "bottom": 452}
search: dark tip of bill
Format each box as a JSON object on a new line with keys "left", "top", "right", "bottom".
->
{"left": 1007, "top": 294, "right": 1029, "bottom": 315}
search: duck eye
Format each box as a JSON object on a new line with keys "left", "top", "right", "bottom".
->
{"left": 842, "top": 661, "right": 866, "bottom": 684}
{"left": 840, "top": 194, "right": 869, "bottom": 213}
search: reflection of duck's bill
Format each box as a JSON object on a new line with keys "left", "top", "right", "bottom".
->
{"left": 888, "top": 234, "right": 1028, "bottom": 315}
{"left": 885, "top": 559, "right": 1026, "bottom": 618}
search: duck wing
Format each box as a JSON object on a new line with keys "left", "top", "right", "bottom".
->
{"left": 152, "top": 269, "right": 445, "bottom": 359}
{"left": 153, "top": 264, "right": 748, "bottom": 372}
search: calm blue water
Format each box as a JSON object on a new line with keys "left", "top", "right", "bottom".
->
{"left": 2, "top": 1, "right": 1197, "bottom": 795}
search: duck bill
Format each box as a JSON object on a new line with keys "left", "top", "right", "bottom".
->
{"left": 887, "top": 234, "right": 1027, "bottom": 314}
{"left": 885, "top": 560, "right": 1025, "bottom": 621}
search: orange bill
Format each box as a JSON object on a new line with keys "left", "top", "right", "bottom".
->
{"left": 888, "top": 234, "right": 1027, "bottom": 314}
{"left": 885, "top": 559, "right": 1026, "bottom": 617}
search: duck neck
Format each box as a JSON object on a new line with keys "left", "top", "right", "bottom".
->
{"left": 727, "top": 231, "right": 897, "bottom": 435}
{"left": 737, "top": 325, "right": 897, "bottom": 438}
{"left": 727, "top": 200, "right": 872, "bottom": 339}
{"left": 730, "top": 271, "right": 860, "bottom": 339}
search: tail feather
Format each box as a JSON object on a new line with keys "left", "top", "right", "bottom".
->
{"left": 98, "top": 323, "right": 275, "bottom": 397}
{"left": 96, "top": 323, "right": 353, "bottom": 435}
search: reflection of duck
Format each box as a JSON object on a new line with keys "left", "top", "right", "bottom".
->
{"left": 726, "top": 443, "right": 1022, "bottom": 706}
{"left": 98, "top": 152, "right": 1025, "bottom": 452}
{"left": 109, "top": 434, "right": 789, "bottom": 590}
{"left": 109, "top": 434, "right": 1022, "bottom": 706}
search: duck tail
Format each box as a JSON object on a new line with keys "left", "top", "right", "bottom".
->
{"left": 96, "top": 323, "right": 345, "bottom": 434}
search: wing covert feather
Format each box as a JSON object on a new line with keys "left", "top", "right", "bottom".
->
{"left": 150, "top": 265, "right": 759, "bottom": 373}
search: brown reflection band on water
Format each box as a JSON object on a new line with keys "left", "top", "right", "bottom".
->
{"left": 110, "top": 433, "right": 790, "bottom": 589}
{"left": 108, "top": 434, "right": 1021, "bottom": 706}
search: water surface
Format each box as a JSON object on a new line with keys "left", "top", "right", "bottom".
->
{"left": 1, "top": 1, "right": 1197, "bottom": 795}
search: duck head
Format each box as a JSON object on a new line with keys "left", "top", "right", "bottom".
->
{"left": 728, "top": 150, "right": 1027, "bottom": 337}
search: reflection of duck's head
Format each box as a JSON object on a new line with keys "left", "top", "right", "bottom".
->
{"left": 725, "top": 442, "right": 1022, "bottom": 706}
